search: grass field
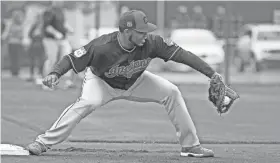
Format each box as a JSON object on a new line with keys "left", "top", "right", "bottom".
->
{"left": 1, "top": 78, "right": 280, "bottom": 163}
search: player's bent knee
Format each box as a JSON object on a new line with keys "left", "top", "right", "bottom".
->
{"left": 78, "top": 97, "right": 103, "bottom": 111}
{"left": 70, "top": 103, "right": 95, "bottom": 118}
{"left": 167, "top": 83, "right": 181, "bottom": 97}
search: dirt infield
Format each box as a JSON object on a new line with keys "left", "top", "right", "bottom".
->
{"left": 2, "top": 143, "right": 280, "bottom": 163}
{"left": 1, "top": 78, "right": 280, "bottom": 162}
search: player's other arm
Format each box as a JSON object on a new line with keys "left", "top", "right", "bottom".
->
{"left": 154, "top": 35, "right": 215, "bottom": 78}
{"left": 49, "top": 41, "right": 95, "bottom": 78}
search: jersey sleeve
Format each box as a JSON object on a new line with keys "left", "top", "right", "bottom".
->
{"left": 153, "top": 35, "right": 181, "bottom": 62}
{"left": 67, "top": 41, "right": 95, "bottom": 73}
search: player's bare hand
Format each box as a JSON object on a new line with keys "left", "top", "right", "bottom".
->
{"left": 42, "top": 74, "right": 59, "bottom": 89}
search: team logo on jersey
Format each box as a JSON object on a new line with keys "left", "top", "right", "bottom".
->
{"left": 74, "top": 47, "right": 87, "bottom": 58}
{"left": 105, "top": 58, "right": 152, "bottom": 78}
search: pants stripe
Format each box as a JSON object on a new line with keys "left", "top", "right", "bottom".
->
{"left": 54, "top": 100, "right": 78, "bottom": 129}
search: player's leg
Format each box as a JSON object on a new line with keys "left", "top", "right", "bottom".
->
{"left": 26, "top": 68, "right": 115, "bottom": 155}
{"left": 124, "top": 71, "right": 214, "bottom": 157}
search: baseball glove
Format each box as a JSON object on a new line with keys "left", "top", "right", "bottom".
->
{"left": 208, "top": 73, "right": 240, "bottom": 115}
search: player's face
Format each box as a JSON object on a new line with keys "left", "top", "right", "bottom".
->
{"left": 129, "top": 30, "right": 148, "bottom": 47}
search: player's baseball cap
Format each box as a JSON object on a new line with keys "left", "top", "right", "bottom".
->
{"left": 119, "top": 10, "right": 157, "bottom": 33}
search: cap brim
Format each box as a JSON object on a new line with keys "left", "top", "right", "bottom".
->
{"left": 135, "top": 23, "right": 157, "bottom": 33}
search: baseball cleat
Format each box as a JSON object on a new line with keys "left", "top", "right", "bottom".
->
{"left": 180, "top": 145, "right": 214, "bottom": 157}
{"left": 26, "top": 141, "right": 47, "bottom": 155}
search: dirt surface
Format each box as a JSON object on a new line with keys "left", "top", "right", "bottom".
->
{"left": 2, "top": 143, "right": 280, "bottom": 163}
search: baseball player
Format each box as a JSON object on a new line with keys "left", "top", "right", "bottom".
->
{"left": 26, "top": 10, "right": 238, "bottom": 157}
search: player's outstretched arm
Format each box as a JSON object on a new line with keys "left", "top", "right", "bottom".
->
{"left": 171, "top": 48, "right": 240, "bottom": 115}
{"left": 153, "top": 35, "right": 239, "bottom": 115}
{"left": 153, "top": 35, "right": 215, "bottom": 78}
{"left": 170, "top": 49, "right": 216, "bottom": 78}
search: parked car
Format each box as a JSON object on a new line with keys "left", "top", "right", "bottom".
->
{"left": 164, "top": 28, "right": 225, "bottom": 72}
{"left": 235, "top": 24, "right": 280, "bottom": 72}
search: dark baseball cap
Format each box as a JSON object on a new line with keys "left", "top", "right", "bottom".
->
{"left": 119, "top": 10, "right": 157, "bottom": 33}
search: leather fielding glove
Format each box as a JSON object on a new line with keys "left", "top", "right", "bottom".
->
{"left": 208, "top": 73, "right": 240, "bottom": 115}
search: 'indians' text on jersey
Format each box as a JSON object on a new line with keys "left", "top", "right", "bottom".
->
{"left": 67, "top": 32, "right": 180, "bottom": 90}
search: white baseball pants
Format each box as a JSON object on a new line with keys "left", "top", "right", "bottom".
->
{"left": 36, "top": 68, "right": 200, "bottom": 148}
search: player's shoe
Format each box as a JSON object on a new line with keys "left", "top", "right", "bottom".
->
{"left": 180, "top": 145, "right": 214, "bottom": 157}
{"left": 26, "top": 141, "right": 48, "bottom": 155}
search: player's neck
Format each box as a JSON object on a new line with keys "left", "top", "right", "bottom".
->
{"left": 118, "top": 32, "right": 135, "bottom": 51}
